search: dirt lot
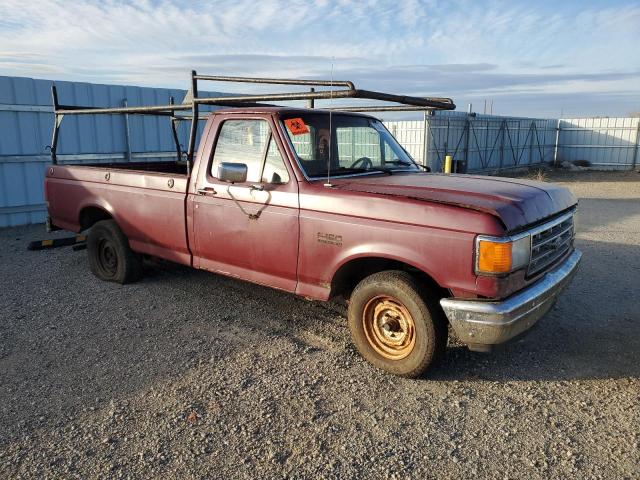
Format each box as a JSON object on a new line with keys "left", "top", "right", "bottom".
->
{"left": 0, "top": 170, "right": 638, "bottom": 479}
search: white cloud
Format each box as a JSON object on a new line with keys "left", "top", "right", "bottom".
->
{"left": 0, "top": 0, "right": 638, "bottom": 116}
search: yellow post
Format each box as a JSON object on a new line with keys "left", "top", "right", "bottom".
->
{"left": 444, "top": 155, "right": 453, "bottom": 173}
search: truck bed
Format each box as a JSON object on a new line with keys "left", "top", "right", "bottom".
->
{"left": 45, "top": 163, "right": 191, "bottom": 266}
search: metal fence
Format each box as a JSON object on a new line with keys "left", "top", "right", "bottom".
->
{"left": 385, "top": 120, "right": 425, "bottom": 165}
{"left": 1, "top": 74, "right": 639, "bottom": 227}
{"left": 385, "top": 113, "right": 559, "bottom": 172}
{"left": 0, "top": 75, "right": 215, "bottom": 227}
{"left": 557, "top": 117, "right": 640, "bottom": 169}
{"left": 384, "top": 113, "right": 640, "bottom": 172}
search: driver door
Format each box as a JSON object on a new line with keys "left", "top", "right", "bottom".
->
{"left": 191, "top": 116, "right": 299, "bottom": 292}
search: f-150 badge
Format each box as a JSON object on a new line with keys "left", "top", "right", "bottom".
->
{"left": 317, "top": 232, "right": 342, "bottom": 247}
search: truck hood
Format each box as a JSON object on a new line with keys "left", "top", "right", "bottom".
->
{"left": 331, "top": 173, "right": 577, "bottom": 231}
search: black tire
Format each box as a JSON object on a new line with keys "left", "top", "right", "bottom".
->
{"left": 87, "top": 219, "right": 143, "bottom": 284}
{"left": 348, "top": 270, "right": 447, "bottom": 377}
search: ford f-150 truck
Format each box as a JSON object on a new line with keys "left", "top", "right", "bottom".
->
{"left": 44, "top": 74, "right": 581, "bottom": 377}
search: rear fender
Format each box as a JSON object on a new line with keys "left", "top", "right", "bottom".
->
{"left": 78, "top": 200, "right": 117, "bottom": 231}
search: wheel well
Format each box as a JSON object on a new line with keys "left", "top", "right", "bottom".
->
{"left": 329, "top": 257, "right": 447, "bottom": 300}
{"left": 79, "top": 207, "right": 112, "bottom": 231}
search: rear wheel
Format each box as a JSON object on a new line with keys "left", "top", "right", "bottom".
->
{"left": 87, "top": 219, "right": 142, "bottom": 284}
{"left": 348, "top": 270, "right": 447, "bottom": 377}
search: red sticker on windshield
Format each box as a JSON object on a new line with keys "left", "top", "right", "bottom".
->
{"left": 284, "top": 118, "right": 309, "bottom": 135}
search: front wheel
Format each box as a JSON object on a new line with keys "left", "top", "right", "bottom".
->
{"left": 348, "top": 270, "right": 447, "bottom": 377}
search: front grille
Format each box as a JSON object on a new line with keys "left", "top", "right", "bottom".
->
{"left": 527, "top": 212, "right": 575, "bottom": 276}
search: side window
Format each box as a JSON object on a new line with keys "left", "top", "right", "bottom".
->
{"left": 211, "top": 120, "right": 269, "bottom": 183}
{"left": 262, "top": 137, "right": 290, "bottom": 184}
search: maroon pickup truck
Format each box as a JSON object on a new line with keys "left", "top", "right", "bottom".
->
{"left": 44, "top": 76, "right": 581, "bottom": 377}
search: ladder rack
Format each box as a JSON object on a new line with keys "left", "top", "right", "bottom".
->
{"left": 49, "top": 70, "right": 456, "bottom": 166}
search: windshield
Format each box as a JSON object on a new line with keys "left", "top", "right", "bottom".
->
{"left": 281, "top": 113, "right": 420, "bottom": 178}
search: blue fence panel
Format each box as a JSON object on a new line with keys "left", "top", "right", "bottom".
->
{"left": 0, "top": 75, "right": 222, "bottom": 227}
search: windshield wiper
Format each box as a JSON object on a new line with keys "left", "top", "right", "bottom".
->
{"left": 348, "top": 167, "right": 394, "bottom": 175}
{"left": 323, "top": 167, "right": 393, "bottom": 176}
{"left": 384, "top": 160, "right": 430, "bottom": 171}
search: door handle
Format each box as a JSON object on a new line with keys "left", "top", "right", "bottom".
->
{"left": 196, "top": 187, "right": 217, "bottom": 196}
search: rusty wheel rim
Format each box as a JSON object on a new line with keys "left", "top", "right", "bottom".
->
{"left": 362, "top": 295, "right": 416, "bottom": 360}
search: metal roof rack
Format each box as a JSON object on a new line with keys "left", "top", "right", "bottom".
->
{"left": 49, "top": 70, "right": 456, "bottom": 168}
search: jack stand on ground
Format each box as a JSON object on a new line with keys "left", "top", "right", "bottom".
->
{"left": 27, "top": 235, "right": 87, "bottom": 251}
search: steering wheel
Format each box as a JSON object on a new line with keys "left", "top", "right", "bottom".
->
{"left": 350, "top": 156, "right": 373, "bottom": 170}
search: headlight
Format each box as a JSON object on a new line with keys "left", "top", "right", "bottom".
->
{"left": 475, "top": 234, "right": 531, "bottom": 275}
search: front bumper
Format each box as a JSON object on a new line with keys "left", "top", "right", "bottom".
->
{"left": 440, "top": 249, "right": 582, "bottom": 350}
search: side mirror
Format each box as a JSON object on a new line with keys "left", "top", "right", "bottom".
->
{"left": 218, "top": 162, "right": 248, "bottom": 183}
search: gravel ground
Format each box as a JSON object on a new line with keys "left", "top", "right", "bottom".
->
{"left": 1, "top": 170, "right": 638, "bottom": 479}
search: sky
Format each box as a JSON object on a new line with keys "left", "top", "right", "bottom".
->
{"left": 0, "top": 0, "right": 639, "bottom": 119}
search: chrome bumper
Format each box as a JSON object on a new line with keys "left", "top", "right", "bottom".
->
{"left": 440, "top": 249, "right": 582, "bottom": 350}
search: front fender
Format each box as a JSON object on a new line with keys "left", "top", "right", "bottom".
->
{"left": 330, "top": 242, "right": 443, "bottom": 285}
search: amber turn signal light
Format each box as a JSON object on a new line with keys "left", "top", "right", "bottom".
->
{"left": 477, "top": 240, "right": 512, "bottom": 273}
{"left": 475, "top": 234, "right": 531, "bottom": 275}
